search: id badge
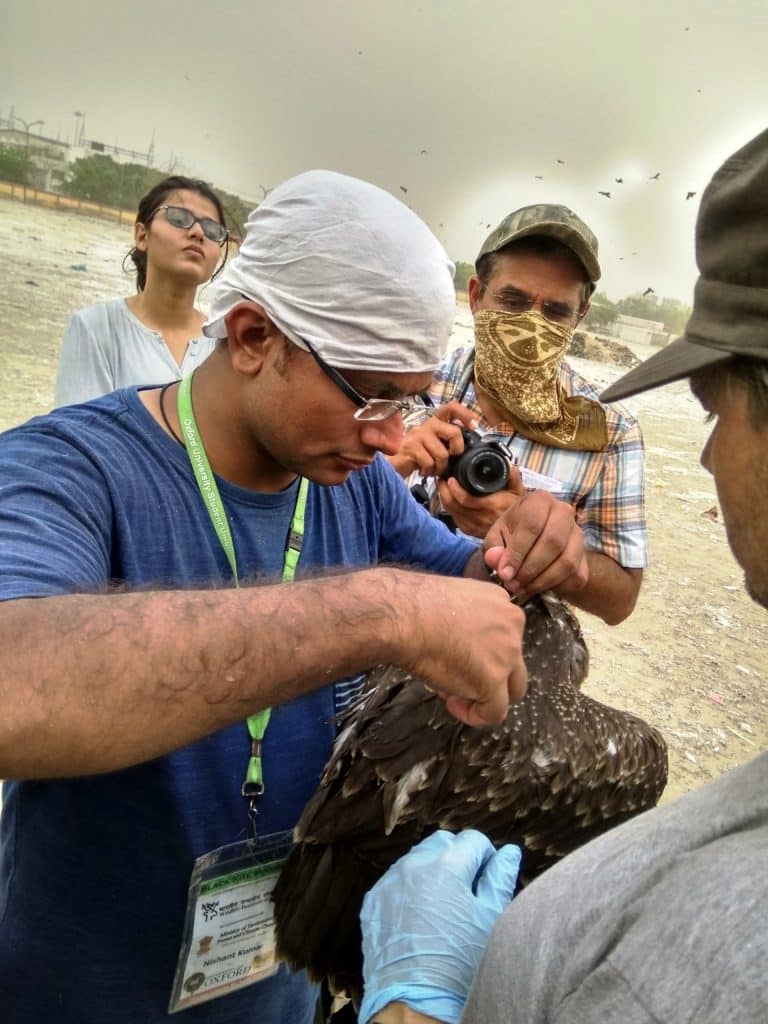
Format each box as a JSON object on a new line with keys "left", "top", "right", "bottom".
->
{"left": 168, "top": 832, "right": 292, "bottom": 1013}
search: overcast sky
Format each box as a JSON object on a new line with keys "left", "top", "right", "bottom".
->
{"left": 3, "top": 0, "right": 767, "bottom": 304}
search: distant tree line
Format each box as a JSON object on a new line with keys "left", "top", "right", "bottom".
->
{"left": 584, "top": 291, "right": 692, "bottom": 337}
{"left": 0, "top": 147, "right": 254, "bottom": 238}
{"left": 453, "top": 260, "right": 474, "bottom": 293}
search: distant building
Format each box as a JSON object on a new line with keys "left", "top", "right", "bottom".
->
{"left": 0, "top": 127, "right": 70, "bottom": 192}
{"left": 611, "top": 313, "right": 673, "bottom": 348}
{"left": 0, "top": 119, "right": 153, "bottom": 194}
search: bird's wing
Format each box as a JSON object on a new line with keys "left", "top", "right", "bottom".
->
{"left": 293, "top": 592, "right": 662, "bottom": 873}
{"left": 274, "top": 594, "right": 667, "bottom": 985}
{"left": 434, "top": 683, "right": 667, "bottom": 868}
{"left": 294, "top": 665, "right": 461, "bottom": 850}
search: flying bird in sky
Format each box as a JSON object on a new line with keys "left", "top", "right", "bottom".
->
{"left": 273, "top": 593, "right": 668, "bottom": 1002}
{"left": 649, "top": 172, "right": 661, "bottom": 180}
{"left": 686, "top": 191, "right": 697, "bottom": 200}
{"left": 556, "top": 158, "right": 565, "bottom": 164}
{"left": 399, "top": 185, "right": 408, "bottom": 193}
{"left": 535, "top": 175, "right": 544, "bottom": 180}
{"left": 598, "top": 191, "right": 611, "bottom": 198}
{"left": 643, "top": 287, "right": 656, "bottom": 296}
{"left": 615, "top": 177, "right": 624, "bottom": 183}
{"left": 420, "top": 149, "right": 428, "bottom": 155}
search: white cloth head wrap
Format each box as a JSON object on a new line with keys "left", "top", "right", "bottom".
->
{"left": 203, "top": 169, "right": 456, "bottom": 372}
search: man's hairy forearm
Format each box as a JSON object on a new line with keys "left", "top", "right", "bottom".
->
{"left": 0, "top": 569, "right": 419, "bottom": 779}
{"left": 555, "top": 552, "right": 642, "bottom": 625}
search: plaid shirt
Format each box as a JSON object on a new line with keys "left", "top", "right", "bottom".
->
{"left": 429, "top": 346, "right": 649, "bottom": 569}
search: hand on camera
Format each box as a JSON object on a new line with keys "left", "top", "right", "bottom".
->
{"left": 438, "top": 468, "right": 523, "bottom": 539}
{"left": 388, "top": 401, "right": 478, "bottom": 479}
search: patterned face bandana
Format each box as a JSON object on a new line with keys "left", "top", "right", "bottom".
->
{"left": 473, "top": 308, "right": 609, "bottom": 451}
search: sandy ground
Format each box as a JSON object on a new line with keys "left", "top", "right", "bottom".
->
{"left": 1, "top": 195, "right": 766, "bottom": 803}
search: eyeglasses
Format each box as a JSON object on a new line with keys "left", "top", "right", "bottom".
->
{"left": 482, "top": 286, "right": 586, "bottom": 326}
{"left": 156, "top": 205, "right": 228, "bottom": 245}
{"left": 235, "top": 292, "right": 431, "bottom": 420}
{"left": 300, "top": 335, "right": 431, "bottom": 421}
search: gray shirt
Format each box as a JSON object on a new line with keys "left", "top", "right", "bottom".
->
{"left": 55, "top": 298, "right": 217, "bottom": 407}
{"left": 463, "top": 752, "right": 768, "bottom": 1023}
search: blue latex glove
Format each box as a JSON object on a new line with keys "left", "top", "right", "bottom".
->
{"left": 359, "top": 829, "right": 521, "bottom": 1024}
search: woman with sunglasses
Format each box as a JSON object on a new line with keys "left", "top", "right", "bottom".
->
{"left": 55, "top": 175, "right": 229, "bottom": 406}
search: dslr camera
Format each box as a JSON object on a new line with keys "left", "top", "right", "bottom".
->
{"left": 442, "top": 427, "right": 511, "bottom": 496}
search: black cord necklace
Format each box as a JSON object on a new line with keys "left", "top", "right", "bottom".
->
{"left": 159, "top": 381, "right": 185, "bottom": 446}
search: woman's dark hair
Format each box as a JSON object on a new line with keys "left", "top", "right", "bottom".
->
{"left": 126, "top": 175, "right": 229, "bottom": 292}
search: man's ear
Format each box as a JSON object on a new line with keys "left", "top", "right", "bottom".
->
{"left": 468, "top": 275, "right": 483, "bottom": 313}
{"left": 224, "top": 301, "right": 282, "bottom": 374}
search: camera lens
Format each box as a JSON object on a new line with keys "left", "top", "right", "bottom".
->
{"left": 455, "top": 447, "right": 509, "bottom": 495}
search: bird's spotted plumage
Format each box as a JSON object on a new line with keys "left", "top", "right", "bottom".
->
{"left": 273, "top": 593, "right": 667, "bottom": 995}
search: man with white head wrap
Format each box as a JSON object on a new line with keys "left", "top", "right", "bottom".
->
{"left": 0, "top": 170, "right": 586, "bottom": 1024}
{"left": 204, "top": 169, "right": 456, "bottom": 373}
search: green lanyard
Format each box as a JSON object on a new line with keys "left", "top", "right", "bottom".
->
{"left": 177, "top": 372, "right": 309, "bottom": 829}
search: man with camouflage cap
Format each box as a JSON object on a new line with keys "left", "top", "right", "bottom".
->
{"left": 388, "top": 204, "right": 647, "bottom": 625}
{"left": 360, "top": 125, "right": 768, "bottom": 1024}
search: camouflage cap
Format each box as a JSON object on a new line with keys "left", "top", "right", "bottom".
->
{"left": 602, "top": 126, "right": 768, "bottom": 403}
{"left": 476, "top": 204, "right": 601, "bottom": 284}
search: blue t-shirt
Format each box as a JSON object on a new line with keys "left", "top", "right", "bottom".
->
{"left": 0, "top": 389, "right": 477, "bottom": 1023}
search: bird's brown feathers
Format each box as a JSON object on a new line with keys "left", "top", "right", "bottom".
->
{"left": 273, "top": 592, "right": 667, "bottom": 991}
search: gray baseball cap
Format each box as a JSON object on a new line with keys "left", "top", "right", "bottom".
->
{"left": 602, "top": 127, "right": 768, "bottom": 403}
{"left": 476, "top": 203, "right": 601, "bottom": 285}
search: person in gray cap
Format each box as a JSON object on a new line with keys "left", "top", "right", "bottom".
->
{"left": 0, "top": 170, "right": 586, "bottom": 1024}
{"left": 357, "top": 127, "right": 768, "bottom": 1024}
{"left": 388, "top": 204, "right": 648, "bottom": 625}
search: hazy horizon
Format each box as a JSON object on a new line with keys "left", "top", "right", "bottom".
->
{"left": 3, "top": 0, "right": 767, "bottom": 305}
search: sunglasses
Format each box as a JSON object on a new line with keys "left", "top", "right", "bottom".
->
{"left": 157, "top": 205, "right": 228, "bottom": 245}
{"left": 483, "top": 286, "right": 586, "bottom": 326}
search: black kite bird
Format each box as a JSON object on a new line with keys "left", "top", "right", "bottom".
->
{"left": 273, "top": 593, "right": 668, "bottom": 1001}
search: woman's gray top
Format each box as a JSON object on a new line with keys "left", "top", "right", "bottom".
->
{"left": 55, "top": 298, "right": 217, "bottom": 406}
